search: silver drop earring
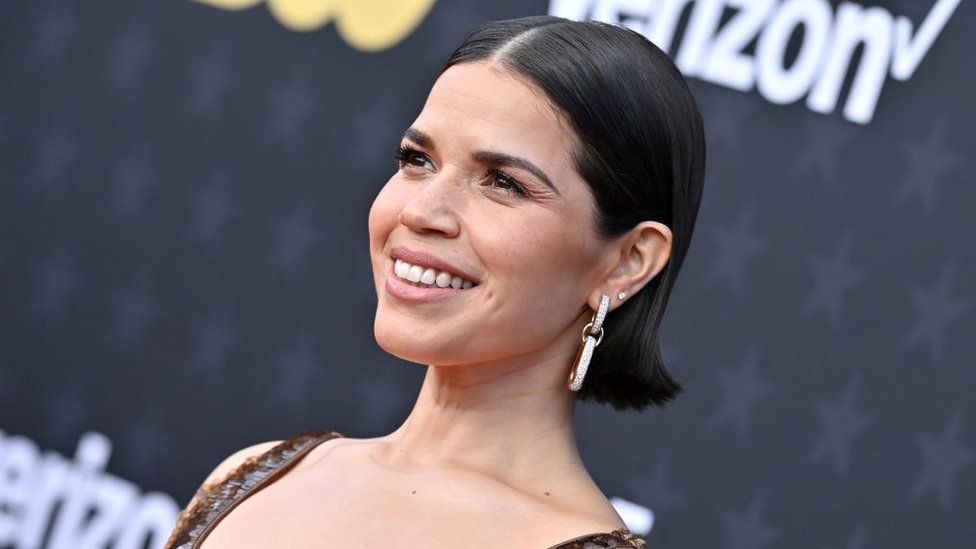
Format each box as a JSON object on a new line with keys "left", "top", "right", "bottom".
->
{"left": 567, "top": 293, "right": 610, "bottom": 392}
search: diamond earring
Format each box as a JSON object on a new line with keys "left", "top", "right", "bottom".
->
{"left": 567, "top": 294, "right": 610, "bottom": 392}
{"left": 618, "top": 291, "right": 627, "bottom": 300}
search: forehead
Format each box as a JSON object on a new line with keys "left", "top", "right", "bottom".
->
{"left": 414, "top": 61, "right": 576, "bottom": 163}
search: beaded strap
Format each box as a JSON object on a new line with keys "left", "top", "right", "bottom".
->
{"left": 165, "top": 430, "right": 343, "bottom": 549}
{"left": 548, "top": 527, "right": 648, "bottom": 548}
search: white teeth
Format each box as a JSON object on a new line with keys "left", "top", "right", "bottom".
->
{"left": 393, "top": 257, "right": 477, "bottom": 289}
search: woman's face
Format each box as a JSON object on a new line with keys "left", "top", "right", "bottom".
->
{"left": 368, "top": 61, "right": 611, "bottom": 368}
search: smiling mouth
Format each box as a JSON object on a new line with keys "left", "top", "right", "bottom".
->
{"left": 392, "top": 257, "right": 478, "bottom": 290}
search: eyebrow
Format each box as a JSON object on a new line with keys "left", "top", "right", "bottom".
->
{"left": 403, "top": 127, "right": 434, "bottom": 150}
{"left": 402, "top": 127, "right": 561, "bottom": 195}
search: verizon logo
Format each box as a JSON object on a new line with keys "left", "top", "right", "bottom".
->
{"left": 550, "top": 0, "right": 961, "bottom": 124}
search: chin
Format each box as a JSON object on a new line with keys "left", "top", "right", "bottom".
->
{"left": 373, "top": 316, "right": 468, "bottom": 366}
{"left": 373, "top": 313, "right": 430, "bottom": 364}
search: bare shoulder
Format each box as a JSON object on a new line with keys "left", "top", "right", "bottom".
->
{"left": 539, "top": 503, "right": 627, "bottom": 535}
{"left": 288, "top": 433, "right": 377, "bottom": 472}
{"left": 524, "top": 506, "right": 629, "bottom": 548}
{"left": 199, "top": 440, "right": 284, "bottom": 487}
{"left": 172, "top": 439, "right": 283, "bottom": 515}
{"left": 523, "top": 477, "right": 629, "bottom": 543}
{"left": 202, "top": 432, "right": 353, "bottom": 486}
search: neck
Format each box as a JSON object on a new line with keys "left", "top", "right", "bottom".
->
{"left": 380, "top": 342, "right": 584, "bottom": 487}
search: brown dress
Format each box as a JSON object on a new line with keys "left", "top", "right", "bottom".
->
{"left": 166, "top": 431, "right": 648, "bottom": 549}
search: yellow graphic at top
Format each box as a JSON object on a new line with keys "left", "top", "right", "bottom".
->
{"left": 191, "top": 0, "right": 437, "bottom": 52}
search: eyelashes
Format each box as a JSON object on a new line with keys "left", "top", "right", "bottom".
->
{"left": 394, "top": 144, "right": 428, "bottom": 168}
{"left": 393, "top": 144, "right": 528, "bottom": 198}
{"left": 483, "top": 168, "right": 527, "bottom": 198}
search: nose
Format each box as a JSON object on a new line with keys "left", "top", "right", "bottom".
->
{"left": 397, "top": 171, "right": 461, "bottom": 237}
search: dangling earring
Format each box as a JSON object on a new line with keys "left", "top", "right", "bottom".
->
{"left": 567, "top": 293, "right": 610, "bottom": 392}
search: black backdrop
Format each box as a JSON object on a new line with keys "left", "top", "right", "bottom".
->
{"left": 1, "top": 0, "right": 974, "bottom": 547}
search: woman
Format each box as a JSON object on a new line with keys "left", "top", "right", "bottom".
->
{"left": 167, "top": 14, "right": 704, "bottom": 549}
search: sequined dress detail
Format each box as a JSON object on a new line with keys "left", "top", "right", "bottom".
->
{"left": 165, "top": 430, "right": 648, "bottom": 548}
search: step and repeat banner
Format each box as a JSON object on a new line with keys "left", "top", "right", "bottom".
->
{"left": 1, "top": 0, "right": 973, "bottom": 547}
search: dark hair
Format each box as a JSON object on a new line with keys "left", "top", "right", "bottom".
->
{"left": 442, "top": 16, "right": 706, "bottom": 411}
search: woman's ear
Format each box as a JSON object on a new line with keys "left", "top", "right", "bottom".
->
{"left": 591, "top": 220, "right": 672, "bottom": 312}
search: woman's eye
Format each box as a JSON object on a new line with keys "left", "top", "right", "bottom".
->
{"left": 394, "top": 145, "right": 434, "bottom": 171}
{"left": 484, "top": 169, "right": 527, "bottom": 197}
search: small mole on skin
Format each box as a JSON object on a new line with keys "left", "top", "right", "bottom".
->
{"left": 544, "top": 491, "right": 550, "bottom": 496}
{"left": 412, "top": 490, "right": 416, "bottom": 494}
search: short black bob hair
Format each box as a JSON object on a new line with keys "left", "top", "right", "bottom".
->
{"left": 442, "top": 16, "right": 706, "bottom": 412}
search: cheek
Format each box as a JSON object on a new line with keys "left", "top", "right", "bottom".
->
{"left": 489, "top": 218, "right": 580, "bottom": 278}
{"left": 367, "top": 179, "right": 408, "bottom": 289}
{"left": 368, "top": 179, "right": 400, "bottom": 250}
{"left": 478, "top": 213, "right": 589, "bottom": 311}
{"left": 458, "top": 216, "right": 589, "bottom": 359}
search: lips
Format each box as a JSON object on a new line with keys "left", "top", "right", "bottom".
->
{"left": 389, "top": 244, "right": 479, "bottom": 284}
{"left": 385, "top": 260, "right": 472, "bottom": 303}
{"left": 394, "top": 258, "right": 475, "bottom": 289}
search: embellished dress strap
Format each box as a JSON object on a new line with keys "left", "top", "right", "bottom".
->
{"left": 547, "top": 527, "right": 648, "bottom": 548}
{"left": 165, "top": 430, "right": 343, "bottom": 549}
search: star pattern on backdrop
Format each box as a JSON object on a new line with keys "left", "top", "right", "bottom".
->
{"left": 823, "top": 524, "right": 867, "bottom": 549}
{"left": 44, "top": 384, "right": 89, "bottom": 442}
{"left": 188, "top": 46, "right": 232, "bottom": 117}
{"left": 705, "top": 201, "right": 766, "bottom": 296}
{"left": 188, "top": 307, "right": 237, "bottom": 379}
{"left": 267, "top": 77, "right": 316, "bottom": 143}
{"left": 355, "top": 367, "right": 411, "bottom": 432}
{"left": 630, "top": 452, "right": 685, "bottom": 514}
{"left": 709, "top": 345, "right": 772, "bottom": 439}
{"left": 801, "top": 231, "right": 866, "bottom": 330}
{"left": 0, "top": 355, "right": 8, "bottom": 403}
{"left": 31, "top": 250, "right": 81, "bottom": 322}
{"left": 29, "top": 2, "right": 74, "bottom": 70}
{"left": 110, "top": 19, "right": 154, "bottom": 92}
{"left": 903, "top": 260, "right": 970, "bottom": 363}
{"left": 700, "top": 90, "right": 762, "bottom": 157}
{"left": 267, "top": 332, "right": 324, "bottom": 416}
{"left": 721, "top": 491, "right": 779, "bottom": 549}
{"left": 893, "top": 117, "right": 961, "bottom": 216}
{"left": 429, "top": 1, "right": 497, "bottom": 58}
{"left": 112, "top": 147, "right": 156, "bottom": 218}
{"left": 271, "top": 207, "right": 322, "bottom": 277}
{"left": 794, "top": 116, "right": 859, "bottom": 183}
{"left": 912, "top": 407, "right": 974, "bottom": 510}
{"left": 121, "top": 407, "right": 170, "bottom": 477}
{"left": 893, "top": 0, "right": 930, "bottom": 19}
{"left": 354, "top": 101, "right": 402, "bottom": 166}
{"left": 109, "top": 273, "right": 156, "bottom": 349}
{"left": 187, "top": 171, "right": 241, "bottom": 248}
{"left": 809, "top": 375, "right": 873, "bottom": 477}
{"left": 33, "top": 125, "right": 78, "bottom": 192}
